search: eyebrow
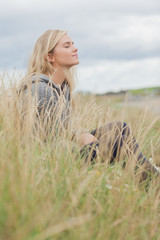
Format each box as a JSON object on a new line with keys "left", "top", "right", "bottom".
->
{"left": 63, "top": 41, "right": 74, "bottom": 45}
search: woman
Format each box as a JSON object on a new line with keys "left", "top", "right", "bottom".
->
{"left": 19, "top": 29, "right": 160, "bottom": 184}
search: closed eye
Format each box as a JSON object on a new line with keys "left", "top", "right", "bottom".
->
{"left": 63, "top": 41, "right": 74, "bottom": 48}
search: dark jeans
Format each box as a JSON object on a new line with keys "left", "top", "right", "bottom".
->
{"left": 80, "top": 121, "right": 145, "bottom": 164}
{"left": 80, "top": 121, "right": 160, "bottom": 184}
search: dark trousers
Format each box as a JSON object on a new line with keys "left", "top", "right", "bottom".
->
{"left": 80, "top": 121, "right": 160, "bottom": 185}
{"left": 80, "top": 121, "right": 145, "bottom": 164}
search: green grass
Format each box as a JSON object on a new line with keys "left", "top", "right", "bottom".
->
{"left": 0, "top": 74, "right": 160, "bottom": 240}
{"left": 129, "top": 86, "right": 160, "bottom": 96}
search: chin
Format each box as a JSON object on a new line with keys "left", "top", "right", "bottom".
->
{"left": 68, "top": 62, "right": 79, "bottom": 68}
{"left": 74, "top": 60, "right": 79, "bottom": 65}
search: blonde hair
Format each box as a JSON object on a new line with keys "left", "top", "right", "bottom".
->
{"left": 27, "top": 29, "right": 76, "bottom": 91}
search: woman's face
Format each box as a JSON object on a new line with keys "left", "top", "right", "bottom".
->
{"left": 51, "top": 34, "right": 79, "bottom": 69}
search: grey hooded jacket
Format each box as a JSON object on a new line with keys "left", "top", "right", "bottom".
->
{"left": 19, "top": 74, "right": 72, "bottom": 137}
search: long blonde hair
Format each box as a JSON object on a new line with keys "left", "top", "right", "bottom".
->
{"left": 27, "top": 29, "right": 76, "bottom": 91}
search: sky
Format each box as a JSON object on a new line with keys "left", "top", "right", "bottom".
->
{"left": 0, "top": 0, "right": 160, "bottom": 93}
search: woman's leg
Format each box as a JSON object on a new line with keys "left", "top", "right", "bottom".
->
{"left": 90, "top": 121, "right": 144, "bottom": 163}
{"left": 81, "top": 121, "right": 160, "bottom": 182}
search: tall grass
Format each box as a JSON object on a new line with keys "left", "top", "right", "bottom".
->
{"left": 0, "top": 72, "right": 160, "bottom": 240}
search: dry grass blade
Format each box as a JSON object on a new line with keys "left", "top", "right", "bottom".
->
{"left": 32, "top": 213, "right": 93, "bottom": 240}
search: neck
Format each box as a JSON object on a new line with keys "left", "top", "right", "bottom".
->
{"left": 50, "top": 66, "right": 66, "bottom": 86}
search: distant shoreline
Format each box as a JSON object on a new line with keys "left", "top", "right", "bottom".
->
{"left": 78, "top": 86, "right": 160, "bottom": 98}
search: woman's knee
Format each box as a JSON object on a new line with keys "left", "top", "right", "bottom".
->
{"left": 92, "top": 121, "right": 131, "bottom": 139}
{"left": 110, "top": 121, "right": 132, "bottom": 140}
{"left": 115, "top": 121, "right": 130, "bottom": 132}
{"left": 114, "top": 121, "right": 126, "bottom": 129}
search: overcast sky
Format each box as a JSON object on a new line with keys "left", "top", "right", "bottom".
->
{"left": 0, "top": 0, "right": 160, "bottom": 93}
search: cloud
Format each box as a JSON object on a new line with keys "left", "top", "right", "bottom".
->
{"left": 1, "top": 0, "right": 160, "bottom": 15}
{"left": 77, "top": 57, "right": 160, "bottom": 93}
{"left": 0, "top": 0, "right": 160, "bottom": 91}
{"left": 77, "top": 15, "right": 160, "bottom": 64}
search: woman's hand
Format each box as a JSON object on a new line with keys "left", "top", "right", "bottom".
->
{"left": 77, "top": 132, "right": 97, "bottom": 147}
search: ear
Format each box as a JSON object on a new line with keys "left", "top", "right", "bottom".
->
{"left": 45, "top": 53, "right": 55, "bottom": 63}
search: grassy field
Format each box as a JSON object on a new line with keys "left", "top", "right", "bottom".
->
{"left": 0, "top": 74, "right": 160, "bottom": 240}
{"left": 128, "top": 86, "right": 160, "bottom": 96}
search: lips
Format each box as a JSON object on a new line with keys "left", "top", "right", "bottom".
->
{"left": 72, "top": 54, "right": 78, "bottom": 57}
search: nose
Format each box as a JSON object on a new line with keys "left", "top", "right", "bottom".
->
{"left": 73, "top": 45, "right": 78, "bottom": 52}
